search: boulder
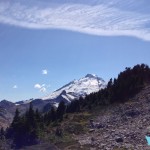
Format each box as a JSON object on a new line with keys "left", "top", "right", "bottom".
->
{"left": 89, "top": 129, "right": 95, "bottom": 133}
{"left": 115, "top": 137, "right": 123, "bottom": 143}
{"left": 125, "top": 110, "right": 140, "bottom": 117}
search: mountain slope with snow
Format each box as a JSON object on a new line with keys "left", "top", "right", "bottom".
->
{"left": 42, "top": 74, "right": 106, "bottom": 105}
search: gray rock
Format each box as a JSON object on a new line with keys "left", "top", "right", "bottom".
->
{"left": 89, "top": 129, "right": 95, "bottom": 133}
{"left": 125, "top": 110, "right": 140, "bottom": 118}
{"left": 115, "top": 137, "right": 124, "bottom": 143}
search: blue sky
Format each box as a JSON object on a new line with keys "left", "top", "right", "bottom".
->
{"left": 0, "top": 0, "right": 150, "bottom": 102}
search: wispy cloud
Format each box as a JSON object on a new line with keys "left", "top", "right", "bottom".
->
{"left": 0, "top": 0, "right": 150, "bottom": 41}
{"left": 42, "top": 69, "right": 48, "bottom": 75}
{"left": 34, "top": 83, "right": 50, "bottom": 93}
{"left": 13, "top": 85, "right": 18, "bottom": 89}
{"left": 40, "top": 87, "right": 46, "bottom": 93}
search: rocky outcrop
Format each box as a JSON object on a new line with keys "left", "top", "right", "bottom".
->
{"left": 0, "top": 100, "right": 16, "bottom": 128}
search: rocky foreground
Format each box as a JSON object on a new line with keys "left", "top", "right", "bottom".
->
{"left": 74, "top": 85, "right": 150, "bottom": 150}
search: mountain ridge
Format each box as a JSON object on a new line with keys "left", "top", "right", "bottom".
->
{"left": 42, "top": 74, "right": 106, "bottom": 106}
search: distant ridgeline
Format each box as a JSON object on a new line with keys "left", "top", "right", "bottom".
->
{"left": 80, "top": 64, "right": 150, "bottom": 108}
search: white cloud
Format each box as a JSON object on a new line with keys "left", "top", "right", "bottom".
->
{"left": 34, "top": 83, "right": 50, "bottom": 93}
{"left": 34, "top": 84, "right": 41, "bottom": 89}
{"left": 0, "top": 0, "right": 150, "bottom": 41}
{"left": 42, "top": 69, "right": 48, "bottom": 75}
{"left": 13, "top": 85, "right": 18, "bottom": 89}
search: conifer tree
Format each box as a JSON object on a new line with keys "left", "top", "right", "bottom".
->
{"left": 57, "top": 101, "right": 66, "bottom": 121}
{"left": 0, "top": 127, "right": 5, "bottom": 140}
{"left": 11, "top": 108, "right": 20, "bottom": 128}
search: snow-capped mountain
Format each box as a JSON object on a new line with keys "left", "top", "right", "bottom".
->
{"left": 42, "top": 74, "right": 106, "bottom": 106}
{"left": 0, "top": 74, "right": 106, "bottom": 127}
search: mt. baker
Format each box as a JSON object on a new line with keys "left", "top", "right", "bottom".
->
{"left": 15, "top": 74, "right": 106, "bottom": 107}
{"left": 42, "top": 74, "right": 106, "bottom": 107}
{"left": 0, "top": 74, "right": 106, "bottom": 127}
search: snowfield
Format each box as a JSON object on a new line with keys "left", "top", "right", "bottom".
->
{"left": 42, "top": 74, "right": 106, "bottom": 102}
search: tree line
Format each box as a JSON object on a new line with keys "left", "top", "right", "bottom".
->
{"left": 80, "top": 64, "right": 150, "bottom": 108}
{"left": 0, "top": 99, "right": 81, "bottom": 148}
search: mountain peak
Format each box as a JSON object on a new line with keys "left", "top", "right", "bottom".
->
{"left": 85, "top": 74, "right": 97, "bottom": 78}
{"left": 42, "top": 74, "right": 106, "bottom": 105}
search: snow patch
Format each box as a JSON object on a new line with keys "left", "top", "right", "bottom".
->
{"left": 42, "top": 74, "right": 106, "bottom": 101}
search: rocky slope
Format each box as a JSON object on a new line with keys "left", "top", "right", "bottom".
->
{"left": 74, "top": 85, "right": 150, "bottom": 149}
{"left": 0, "top": 100, "right": 16, "bottom": 128}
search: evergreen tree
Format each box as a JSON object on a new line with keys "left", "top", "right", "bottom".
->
{"left": 66, "top": 100, "right": 80, "bottom": 113}
{"left": 0, "top": 127, "right": 5, "bottom": 140}
{"left": 49, "top": 106, "right": 56, "bottom": 122}
{"left": 8, "top": 104, "right": 39, "bottom": 148}
{"left": 11, "top": 108, "right": 20, "bottom": 128}
{"left": 57, "top": 101, "right": 66, "bottom": 121}
{"left": 9, "top": 108, "right": 25, "bottom": 148}
{"left": 35, "top": 109, "right": 41, "bottom": 123}
{"left": 25, "top": 103, "right": 38, "bottom": 145}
